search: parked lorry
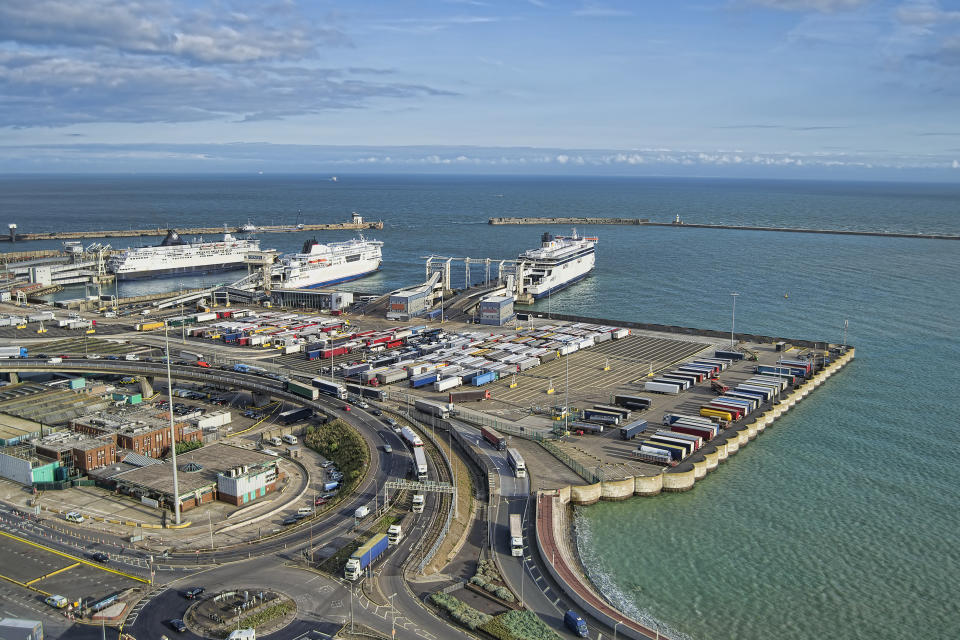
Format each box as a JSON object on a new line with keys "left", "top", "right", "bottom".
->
{"left": 344, "top": 533, "right": 390, "bottom": 580}
{"left": 449, "top": 389, "right": 490, "bottom": 403}
{"left": 619, "top": 419, "right": 648, "bottom": 440}
{"left": 278, "top": 407, "right": 311, "bottom": 424}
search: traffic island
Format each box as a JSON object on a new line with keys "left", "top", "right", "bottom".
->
{"left": 184, "top": 590, "right": 296, "bottom": 638}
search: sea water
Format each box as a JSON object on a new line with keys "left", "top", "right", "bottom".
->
{"left": 1, "top": 174, "right": 958, "bottom": 638}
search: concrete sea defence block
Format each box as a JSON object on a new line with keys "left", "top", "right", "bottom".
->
{"left": 601, "top": 477, "right": 635, "bottom": 501}
{"left": 570, "top": 482, "right": 602, "bottom": 505}
{"left": 634, "top": 473, "right": 663, "bottom": 496}
{"left": 737, "top": 430, "right": 749, "bottom": 446}
{"left": 746, "top": 422, "right": 758, "bottom": 439}
{"left": 558, "top": 485, "right": 572, "bottom": 505}
{"left": 716, "top": 442, "right": 729, "bottom": 461}
{"left": 704, "top": 450, "right": 719, "bottom": 470}
{"left": 726, "top": 437, "right": 740, "bottom": 454}
{"left": 662, "top": 469, "right": 696, "bottom": 492}
{"left": 693, "top": 459, "right": 708, "bottom": 479}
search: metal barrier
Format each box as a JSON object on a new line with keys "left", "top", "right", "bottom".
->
{"left": 539, "top": 439, "right": 601, "bottom": 484}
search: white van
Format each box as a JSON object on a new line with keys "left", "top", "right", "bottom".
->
{"left": 282, "top": 434, "right": 298, "bottom": 445}
{"left": 65, "top": 511, "right": 84, "bottom": 523}
{"left": 268, "top": 436, "right": 282, "bottom": 446}
{"left": 354, "top": 505, "right": 370, "bottom": 519}
{"left": 297, "top": 507, "right": 313, "bottom": 516}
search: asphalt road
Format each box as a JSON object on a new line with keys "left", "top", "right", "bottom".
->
{"left": 451, "top": 420, "right": 589, "bottom": 639}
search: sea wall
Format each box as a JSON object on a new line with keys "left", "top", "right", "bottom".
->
{"left": 553, "top": 348, "right": 854, "bottom": 505}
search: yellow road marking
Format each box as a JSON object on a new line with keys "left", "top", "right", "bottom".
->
{"left": 230, "top": 400, "right": 283, "bottom": 437}
{"left": 0, "top": 530, "right": 150, "bottom": 584}
{"left": 25, "top": 561, "right": 80, "bottom": 585}
{"left": 0, "top": 572, "right": 51, "bottom": 596}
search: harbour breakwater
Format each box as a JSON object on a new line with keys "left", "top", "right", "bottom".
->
{"left": 2, "top": 221, "right": 384, "bottom": 242}
{"left": 490, "top": 217, "right": 960, "bottom": 240}
{"left": 548, "top": 347, "right": 855, "bottom": 505}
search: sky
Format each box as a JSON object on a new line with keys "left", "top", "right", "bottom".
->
{"left": 1, "top": 0, "right": 960, "bottom": 179}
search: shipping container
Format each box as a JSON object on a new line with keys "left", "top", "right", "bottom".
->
{"left": 619, "top": 419, "right": 648, "bottom": 440}
{"left": 700, "top": 406, "right": 736, "bottom": 422}
{"left": 569, "top": 421, "right": 604, "bottom": 434}
{"left": 662, "top": 413, "right": 715, "bottom": 427}
{"left": 287, "top": 380, "right": 320, "bottom": 400}
{"left": 433, "top": 376, "right": 462, "bottom": 392}
{"left": 633, "top": 446, "right": 674, "bottom": 465}
{"left": 714, "top": 349, "right": 745, "bottom": 360}
{"left": 376, "top": 369, "right": 408, "bottom": 385}
{"left": 449, "top": 389, "right": 490, "bottom": 403}
{"left": 705, "top": 401, "right": 745, "bottom": 419}
{"left": 648, "top": 434, "right": 695, "bottom": 456}
{"left": 640, "top": 440, "right": 685, "bottom": 461}
{"left": 581, "top": 409, "right": 621, "bottom": 425}
{"left": 472, "top": 371, "right": 497, "bottom": 386}
{"left": 644, "top": 381, "right": 681, "bottom": 395}
{"left": 592, "top": 404, "right": 631, "bottom": 419}
{"left": 656, "top": 430, "right": 702, "bottom": 450}
{"left": 614, "top": 394, "right": 652, "bottom": 410}
{"left": 279, "top": 407, "right": 312, "bottom": 424}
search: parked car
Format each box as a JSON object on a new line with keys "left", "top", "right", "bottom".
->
{"left": 282, "top": 516, "right": 299, "bottom": 525}
{"left": 90, "top": 552, "right": 109, "bottom": 563}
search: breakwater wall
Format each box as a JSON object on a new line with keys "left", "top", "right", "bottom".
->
{"left": 489, "top": 216, "right": 960, "bottom": 240}
{"left": 490, "top": 217, "right": 649, "bottom": 226}
{"left": 2, "top": 221, "right": 384, "bottom": 242}
{"left": 550, "top": 347, "right": 855, "bottom": 505}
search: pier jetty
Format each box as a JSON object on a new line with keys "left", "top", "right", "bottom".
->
{"left": 489, "top": 216, "right": 960, "bottom": 240}
{"left": 3, "top": 221, "right": 383, "bottom": 242}
{"left": 490, "top": 216, "right": 648, "bottom": 225}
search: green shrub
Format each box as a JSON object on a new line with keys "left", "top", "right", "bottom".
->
{"left": 494, "top": 586, "right": 515, "bottom": 602}
{"left": 481, "top": 610, "right": 560, "bottom": 640}
{"left": 430, "top": 593, "right": 492, "bottom": 630}
{"left": 470, "top": 575, "right": 488, "bottom": 588}
{"left": 304, "top": 419, "right": 369, "bottom": 489}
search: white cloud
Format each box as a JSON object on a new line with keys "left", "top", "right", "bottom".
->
{"left": 746, "top": 0, "right": 869, "bottom": 12}
{"left": 953, "top": 159, "right": 959, "bottom": 168}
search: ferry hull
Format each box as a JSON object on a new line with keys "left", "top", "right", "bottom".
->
{"left": 529, "top": 270, "right": 591, "bottom": 299}
{"left": 114, "top": 263, "right": 248, "bottom": 281}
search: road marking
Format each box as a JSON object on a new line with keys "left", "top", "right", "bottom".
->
{"left": 0, "top": 530, "right": 150, "bottom": 584}
{"left": 24, "top": 560, "right": 80, "bottom": 585}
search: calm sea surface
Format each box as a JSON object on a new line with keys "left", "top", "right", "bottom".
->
{"left": 2, "top": 174, "right": 958, "bottom": 639}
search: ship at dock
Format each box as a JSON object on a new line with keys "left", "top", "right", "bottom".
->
{"left": 271, "top": 235, "right": 383, "bottom": 289}
{"left": 108, "top": 229, "right": 260, "bottom": 280}
{"left": 518, "top": 230, "right": 597, "bottom": 299}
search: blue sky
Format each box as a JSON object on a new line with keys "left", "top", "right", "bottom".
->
{"left": 1, "top": 0, "right": 959, "bottom": 178}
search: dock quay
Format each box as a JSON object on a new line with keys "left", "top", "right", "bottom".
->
{"left": 2, "top": 221, "right": 384, "bottom": 242}
{"left": 489, "top": 216, "right": 960, "bottom": 240}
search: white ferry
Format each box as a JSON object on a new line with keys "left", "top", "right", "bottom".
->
{"left": 518, "top": 230, "right": 597, "bottom": 299}
{"left": 272, "top": 236, "right": 383, "bottom": 289}
{"left": 108, "top": 230, "right": 259, "bottom": 280}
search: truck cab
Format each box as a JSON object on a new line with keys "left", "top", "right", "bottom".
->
{"left": 387, "top": 524, "right": 402, "bottom": 545}
{"left": 412, "top": 494, "right": 425, "bottom": 513}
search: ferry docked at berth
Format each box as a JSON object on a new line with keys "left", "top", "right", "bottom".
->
{"left": 271, "top": 235, "right": 383, "bottom": 289}
{"left": 518, "top": 230, "right": 597, "bottom": 299}
{"left": 108, "top": 230, "right": 260, "bottom": 280}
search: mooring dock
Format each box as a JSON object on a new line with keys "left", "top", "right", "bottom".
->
{"left": 3, "top": 221, "right": 383, "bottom": 242}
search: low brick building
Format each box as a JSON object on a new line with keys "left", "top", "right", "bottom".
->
{"left": 33, "top": 432, "right": 117, "bottom": 474}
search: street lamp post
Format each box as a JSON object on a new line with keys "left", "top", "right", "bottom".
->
{"left": 614, "top": 620, "right": 622, "bottom": 640}
{"left": 730, "top": 292, "right": 739, "bottom": 347}
{"left": 164, "top": 324, "right": 182, "bottom": 526}
{"left": 389, "top": 592, "right": 397, "bottom": 638}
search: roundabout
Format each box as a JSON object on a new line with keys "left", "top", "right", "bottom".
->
{"left": 185, "top": 589, "right": 296, "bottom": 638}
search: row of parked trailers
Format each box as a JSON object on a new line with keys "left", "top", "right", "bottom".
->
{"left": 642, "top": 357, "right": 734, "bottom": 395}
{"left": 700, "top": 374, "right": 789, "bottom": 422}
{"left": 631, "top": 413, "right": 723, "bottom": 465}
